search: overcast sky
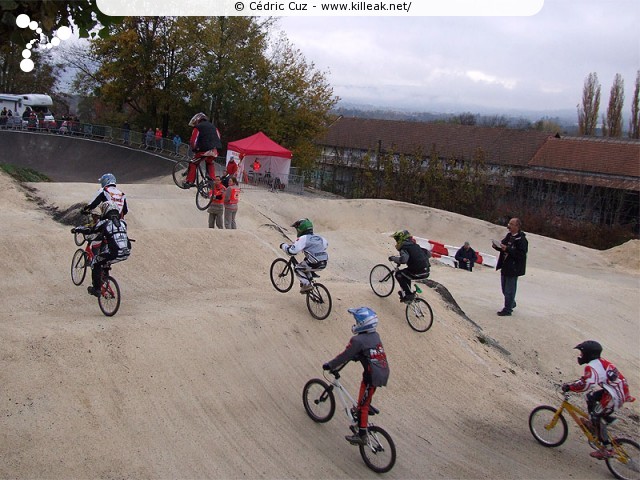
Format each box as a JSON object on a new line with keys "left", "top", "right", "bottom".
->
{"left": 277, "top": 1, "right": 639, "bottom": 117}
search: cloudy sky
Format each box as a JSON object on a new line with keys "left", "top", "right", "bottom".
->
{"left": 277, "top": 1, "right": 639, "bottom": 116}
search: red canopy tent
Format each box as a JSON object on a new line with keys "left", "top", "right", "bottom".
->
{"left": 226, "top": 132, "right": 292, "bottom": 185}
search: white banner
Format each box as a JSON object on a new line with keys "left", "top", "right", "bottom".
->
{"left": 97, "top": 0, "right": 544, "bottom": 17}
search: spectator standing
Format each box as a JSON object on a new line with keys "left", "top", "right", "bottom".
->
{"left": 0, "top": 107, "right": 7, "bottom": 127}
{"left": 145, "top": 127, "right": 154, "bottom": 149}
{"left": 455, "top": 241, "right": 478, "bottom": 271}
{"left": 154, "top": 128, "right": 162, "bottom": 150}
{"left": 122, "top": 121, "right": 130, "bottom": 144}
{"left": 172, "top": 133, "right": 182, "bottom": 155}
{"left": 223, "top": 176, "right": 240, "bottom": 229}
{"left": 492, "top": 217, "right": 528, "bottom": 316}
{"left": 207, "top": 176, "right": 226, "bottom": 229}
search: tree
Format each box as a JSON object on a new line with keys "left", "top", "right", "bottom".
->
{"left": 450, "top": 112, "right": 476, "bottom": 126}
{"left": 602, "top": 73, "right": 624, "bottom": 137}
{"left": 70, "top": 16, "right": 337, "bottom": 168}
{"left": 577, "top": 72, "right": 601, "bottom": 135}
{"left": 0, "top": 39, "right": 59, "bottom": 92}
{"left": 0, "top": 0, "right": 118, "bottom": 42}
{"left": 630, "top": 70, "right": 640, "bottom": 139}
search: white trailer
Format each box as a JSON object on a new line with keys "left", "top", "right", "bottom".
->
{"left": 0, "top": 93, "right": 55, "bottom": 124}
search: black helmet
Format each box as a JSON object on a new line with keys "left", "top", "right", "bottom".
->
{"left": 574, "top": 340, "right": 602, "bottom": 365}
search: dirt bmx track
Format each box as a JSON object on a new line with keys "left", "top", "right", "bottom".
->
{"left": 1, "top": 129, "right": 638, "bottom": 479}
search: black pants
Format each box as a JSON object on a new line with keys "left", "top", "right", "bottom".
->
{"left": 395, "top": 268, "right": 429, "bottom": 295}
{"left": 91, "top": 252, "right": 117, "bottom": 289}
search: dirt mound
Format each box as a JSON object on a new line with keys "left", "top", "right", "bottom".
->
{"left": 1, "top": 169, "right": 638, "bottom": 479}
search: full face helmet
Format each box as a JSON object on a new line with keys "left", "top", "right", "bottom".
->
{"left": 574, "top": 340, "right": 602, "bottom": 365}
{"left": 100, "top": 200, "right": 120, "bottom": 218}
{"left": 99, "top": 173, "right": 117, "bottom": 188}
{"left": 189, "top": 112, "right": 208, "bottom": 127}
{"left": 349, "top": 307, "right": 379, "bottom": 334}
{"left": 292, "top": 218, "right": 313, "bottom": 236}
{"left": 391, "top": 230, "right": 411, "bottom": 249}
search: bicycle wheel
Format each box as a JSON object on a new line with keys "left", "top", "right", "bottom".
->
{"left": 306, "top": 283, "right": 332, "bottom": 320}
{"left": 98, "top": 275, "right": 121, "bottom": 317}
{"left": 359, "top": 425, "right": 396, "bottom": 473}
{"left": 74, "top": 230, "right": 86, "bottom": 246}
{"left": 195, "top": 181, "right": 213, "bottom": 210}
{"left": 369, "top": 264, "right": 394, "bottom": 297}
{"left": 302, "top": 378, "right": 335, "bottom": 423}
{"left": 405, "top": 297, "right": 434, "bottom": 332}
{"left": 172, "top": 160, "right": 190, "bottom": 189}
{"left": 528, "top": 405, "right": 568, "bottom": 447}
{"left": 71, "top": 249, "right": 88, "bottom": 285}
{"left": 270, "top": 258, "right": 294, "bottom": 293}
{"left": 606, "top": 438, "right": 640, "bottom": 480}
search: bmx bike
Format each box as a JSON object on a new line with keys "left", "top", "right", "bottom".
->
{"left": 70, "top": 227, "right": 122, "bottom": 317}
{"left": 269, "top": 254, "right": 332, "bottom": 320}
{"left": 172, "top": 157, "right": 214, "bottom": 211}
{"left": 369, "top": 261, "right": 434, "bottom": 332}
{"left": 302, "top": 366, "right": 396, "bottom": 473}
{"left": 529, "top": 386, "right": 639, "bottom": 480}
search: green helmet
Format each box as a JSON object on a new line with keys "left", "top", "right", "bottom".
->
{"left": 391, "top": 230, "right": 411, "bottom": 244}
{"left": 292, "top": 218, "right": 313, "bottom": 236}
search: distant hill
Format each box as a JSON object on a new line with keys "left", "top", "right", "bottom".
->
{"left": 333, "top": 101, "right": 581, "bottom": 134}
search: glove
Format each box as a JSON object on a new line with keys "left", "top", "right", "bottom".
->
{"left": 280, "top": 243, "right": 288, "bottom": 252}
{"left": 81, "top": 205, "right": 90, "bottom": 214}
{"left": 322, "top": 363, "right": 331, "bottom": 371}
{"left": 388, "top": 256, "right": 399, "bottom": 263}
{"left": 561, "top": 383, "right": 570, "bottom": 393}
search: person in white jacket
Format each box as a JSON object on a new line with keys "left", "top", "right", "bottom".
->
{"left": 280, "top": 218, "right": 328, "bottom": 293}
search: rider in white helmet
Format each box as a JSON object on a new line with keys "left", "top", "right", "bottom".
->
{"left": 84, "top": 200, "right": 131, "bottom": 296}
{"left": 323, "top": 307, "right": 390, "bottom": 446}
{"left": 83, "top": 173, "right": 128, "bottom": 218}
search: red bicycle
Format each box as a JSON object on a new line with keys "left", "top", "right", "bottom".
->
{"left": 70, "top": 227, "right": 121, "bottom": 317}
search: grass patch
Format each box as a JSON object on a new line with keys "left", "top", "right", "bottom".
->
{"left": 0, "top": 163, "right": 51, "bottom": 182}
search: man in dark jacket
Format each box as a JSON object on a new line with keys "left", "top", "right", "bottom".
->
{"left": 323, "top": 307, "right": 390, "bottom": 445}
{"left": 389, "top": 230, "right": 430, "bottom": 303}
{"left": 455, "top": 241, "right": 478, "bottom": 271}
{"left": 492, "top": 217, "right": 528, "bottom": 316}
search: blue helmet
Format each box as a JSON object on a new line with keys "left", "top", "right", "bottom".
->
{"left": 349, "top": 307, "right": 378, "bottom": 334}
{"left": 99, "top": 173, "right": 116, "bottom": 188}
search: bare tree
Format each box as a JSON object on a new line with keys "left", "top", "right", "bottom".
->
{"left": 577, "top": 72, "right": 601, "bottom": 135}
{"left": 602, "top": 73, "right": 625, "bottom": 137}
{"left": 630, "top": 70, "right": 640, "bottom": 139}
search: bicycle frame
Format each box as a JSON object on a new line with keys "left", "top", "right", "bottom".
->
{"left": 324, "top": 370, "right": 360, "bottom": 425}
{"left": 550, "top": 393, "right": 634, "bottom": 456}
{"left": 551, "top": 397, "right": 601, "bottom": 444}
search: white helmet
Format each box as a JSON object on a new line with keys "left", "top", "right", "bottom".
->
{"left": 100, "top": 200, "right": 119, "bottom": 217}
{"left": 99, "top": 173, "right": 117, "bottom": 188}
{"left": 189, "top": 112, "right": 207, "bottom": 127}
{"left": 349, "top": 307, "right": 378, "bottom": 334}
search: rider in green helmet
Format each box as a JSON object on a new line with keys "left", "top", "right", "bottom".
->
{"left": 280, "top": 218, "right": 329, "bottom": 293}
{"left": 389, "top": 230, "right": 430, "bottom": 302}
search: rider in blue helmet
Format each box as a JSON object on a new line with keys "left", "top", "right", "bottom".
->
{"left": 323, "top": 307, "right": 390, "bottom": 446}
{"left": 83, "top": 172, "right": 128, "bottom": 218}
